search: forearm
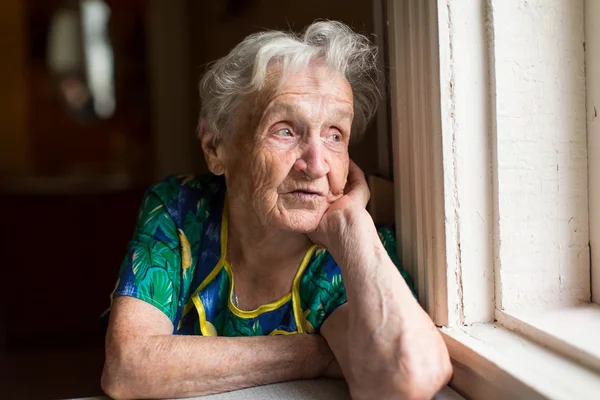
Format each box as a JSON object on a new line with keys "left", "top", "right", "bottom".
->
{"left": 102, "top": 333, "right": 333, "bottom": 399}
{"left": 325, "top": 210, "right": 451, "bottom": 399}
{"left": 330, "top": 212, "right": 418, "bottom": 329}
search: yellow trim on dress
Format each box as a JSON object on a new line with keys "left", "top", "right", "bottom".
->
{"left": 268, "top": 329, "right": 298, "bottom": 336}
{"left": 185, "top": 202, "right": 229, "bottom": 332}
{"left": 192, "top": 294, "right": 213, "bottom": 336}
{"left": 224, "top": 260, "right": 293, "bottom": 318}
{"left": 178, "top": 199, "right": 229, "bottom": 330}
{"left": 292, "top": 245, "right": 318, "bottom": 333}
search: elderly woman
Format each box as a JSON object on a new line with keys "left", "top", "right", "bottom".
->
{"left": 101, "top": 21, "right": 452, "bottom": 400}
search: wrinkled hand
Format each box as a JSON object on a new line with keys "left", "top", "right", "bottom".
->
{"left": 308, "top": 160, "right": 371, "bottom": 250}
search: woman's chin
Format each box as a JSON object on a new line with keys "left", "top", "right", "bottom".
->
{"left": 276, "top": 208, "right": 324, "bottom": 233}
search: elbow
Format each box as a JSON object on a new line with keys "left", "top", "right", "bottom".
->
{"left": 351, "top": 329, "right": 453, "bottom": 400}
{"left": 403, "top": 361, "right": 453, "bottom": 400}
{"left": 400, "top": 333, "right": 454, "bottom": 400}
{"left": 101, "top": 357, "right": 135, "bottom": 400}
{"left": 101, "top": 367, "right": 129, "bottom": 400}
{"left": 101, "top": 339, "right": 144, "bottom": 400}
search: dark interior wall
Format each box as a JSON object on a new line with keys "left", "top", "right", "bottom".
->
{"left": 2, "top": 0, "right": 152, "bottom": 344}
{"left": 186, "top": 0, "right": 380, "bottom": 176}
{"left": 22, "top": 0, "right": 152, "bottom": 180}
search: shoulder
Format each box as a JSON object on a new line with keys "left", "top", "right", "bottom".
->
{"left": 148, "top": 174, "right": 223, "bottom": 205}
{"left": 145, "top": 174, "right": 225, "bottom": 227}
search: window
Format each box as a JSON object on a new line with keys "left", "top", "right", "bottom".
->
{"left": 387, "top": 0, "right": 600, "bottom": 397}
{"left": 587, "top": 0, "right": 600, "bottom": 306}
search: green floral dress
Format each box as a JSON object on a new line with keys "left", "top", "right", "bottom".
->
{"left": 111, "top": 174, "right": 415, "bottom": 336}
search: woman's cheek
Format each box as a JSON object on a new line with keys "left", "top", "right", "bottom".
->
{"left": 331, "top": 154, "right": 350, "bottom": 195}
{"left": 253, "top": 148, "right": 292, "bottom": 186}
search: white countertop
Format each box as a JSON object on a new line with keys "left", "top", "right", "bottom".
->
{"left": 73, "top": 379, "right": 463, "bottom": 400}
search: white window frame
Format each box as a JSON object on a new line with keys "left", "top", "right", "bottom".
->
{"left": 387, "top": 0, "right": 600, "bottom": 398}
{"left": 588, "top": 0, "right": 600, "bottom": 306}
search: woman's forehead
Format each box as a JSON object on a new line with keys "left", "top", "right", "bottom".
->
{"left": 261, "top": 67, "right": 352, "bottom": 110}
{"left": 233, "top": 65, "right": 353, "bottom": 132}
{"left": 272, "top": 63, "right": 352, "bottom": 96}
{"left": 260, "top": 99, "right": 353, "bottom": 122}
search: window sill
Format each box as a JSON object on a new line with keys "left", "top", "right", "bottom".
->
{"left": 497, "top": 302, "right": 600, "bottom": 373}
{"left": 441, "top": 323, "right": 600, "bottom": 400}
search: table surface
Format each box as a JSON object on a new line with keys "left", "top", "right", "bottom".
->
{"left": 73, "top": 379, "right": 464, "bottom": 400}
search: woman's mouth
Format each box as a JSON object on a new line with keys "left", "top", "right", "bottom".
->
{"left": 292, "top": 190, "right": 322, "bottom": 200}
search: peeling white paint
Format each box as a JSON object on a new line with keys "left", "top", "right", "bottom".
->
{"left": 437, "top": 0, "right": 463, "bottom": 326}
{"left": 445, "top": 0, "right": 466, "bottom": 325}
{"left": 437, "top": 0, "right": 496, "bottom": 324}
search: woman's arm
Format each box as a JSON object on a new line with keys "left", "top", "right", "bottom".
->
{"left": 101, "top": 297, "right": 335, "bottom": 400}
{"left": 313, "top": 163, "right": 453, "bottom": 400}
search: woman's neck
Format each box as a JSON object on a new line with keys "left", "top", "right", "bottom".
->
{"left": 226, "top": 199, "right": 312, "bottom": 276}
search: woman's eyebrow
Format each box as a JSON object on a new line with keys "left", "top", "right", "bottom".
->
{"left": 256, "top": 102, "right": 300, "bottom": 130}
{"left": 258, "top": 101, "right": 353, "bottom": 131}
{"left": 330, "top": 108, "right": 354, "bottom": 122}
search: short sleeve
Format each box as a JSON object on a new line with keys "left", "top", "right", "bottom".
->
{"left": 299, "top": 247, "right": 348, "bottom": 334}
{"left": 112, "top": 185, "right": 182, "bottom": 322}
{"left": 322, "top": 271, "right": 347, "bottom": 321}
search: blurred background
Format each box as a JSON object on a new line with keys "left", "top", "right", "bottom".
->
{"left": 1, "top": 0, "right": 390, "bottom": 398}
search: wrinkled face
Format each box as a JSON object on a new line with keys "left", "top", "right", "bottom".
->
{"left": 219, "top": 64, "right": 354, "bottom": 233}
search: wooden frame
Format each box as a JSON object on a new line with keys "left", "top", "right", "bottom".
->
{"left": 387, "top": 0, "right": 451, "bottom": 326}
{"left": 387, "top": 0, "right": 496, "bottom": 327}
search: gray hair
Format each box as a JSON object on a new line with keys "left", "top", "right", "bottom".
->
{"left": 198, "top": 21, "right": 381, "bottom": 142}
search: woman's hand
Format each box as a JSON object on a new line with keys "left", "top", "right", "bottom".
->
{"left": 308, "top": 160, "right": 372, "bottom": 250}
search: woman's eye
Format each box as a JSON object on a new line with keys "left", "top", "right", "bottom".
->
{"left": 329, "top": 133, "right": 342, "bottom": 142}
{"left": 274, "top": 128, "right": 293, "bottom": 137}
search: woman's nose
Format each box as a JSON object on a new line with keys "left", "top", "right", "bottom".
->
{"left": 293, "top": 136, "right": 330, "bottom": 179}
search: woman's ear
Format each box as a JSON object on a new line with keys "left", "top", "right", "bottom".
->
{"left": 199, "top": 119, "right": 226, "bottom": 175}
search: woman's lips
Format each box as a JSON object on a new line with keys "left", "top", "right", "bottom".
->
{"left": 291, "top": 190, "right": 322, "bottom": 200}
